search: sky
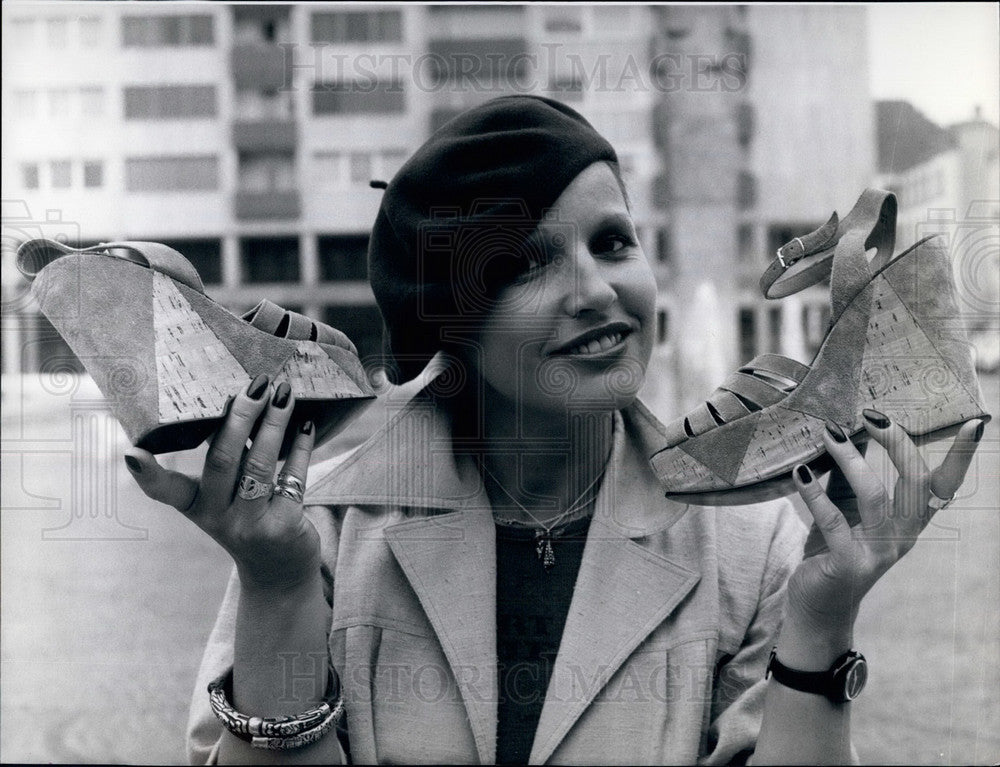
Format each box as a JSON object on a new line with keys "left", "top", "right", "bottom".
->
{"left": 867, "top": 2, "right": 1000, "bottom": 126}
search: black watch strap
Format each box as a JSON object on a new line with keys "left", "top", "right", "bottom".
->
{"left": 765, "top": 647, "right": 867, "bottom": 703}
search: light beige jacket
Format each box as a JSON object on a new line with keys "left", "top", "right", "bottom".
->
{"left": 187, "top": 389, "right": 807, "bottom": 765}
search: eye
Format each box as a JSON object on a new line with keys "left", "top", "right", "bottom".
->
{"left": 593, "top": 231, "right": 635, "bottom": 256}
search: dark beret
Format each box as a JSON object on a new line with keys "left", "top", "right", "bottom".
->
{"left": 367, "top": 94, "right": 619, "bottom": 384}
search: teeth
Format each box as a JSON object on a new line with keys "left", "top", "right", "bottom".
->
{"left": 568, "top": 331, "right": 625, "bottom": 355}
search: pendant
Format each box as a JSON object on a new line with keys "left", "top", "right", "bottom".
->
{"left": 535, "top": 531, "right": 556, "bottom": 571}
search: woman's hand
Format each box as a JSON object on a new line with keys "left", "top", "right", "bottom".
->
{"left": 786, "top": 410, "right": 985, "bottom": 639}
{"left": 123, "top": 373, "right": 321, "bottom": 592}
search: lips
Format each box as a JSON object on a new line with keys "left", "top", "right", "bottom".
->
{"left": 550, "top": 321, "right": 634, "bottom": 357}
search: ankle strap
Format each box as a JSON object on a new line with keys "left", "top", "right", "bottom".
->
{"left": 759, "top": 188, "right": 897, "bottom": 299}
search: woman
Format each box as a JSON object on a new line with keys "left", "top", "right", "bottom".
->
{"left": 125, "top": 96, "right": 983, "bottom": 764}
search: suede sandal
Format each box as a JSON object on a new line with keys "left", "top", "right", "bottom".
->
{"left": 17, "top": 238, "right": 376, "bottom": 456}
{"left": 650, "top": 188, "right": 991, "bottom": 505}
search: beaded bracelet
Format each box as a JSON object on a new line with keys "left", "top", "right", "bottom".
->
{"left": 207, "top": 666, "right": 345, "bottom": 750}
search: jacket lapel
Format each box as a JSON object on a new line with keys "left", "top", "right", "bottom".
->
{"left": 306, "top": 385, "right": 698, "bottom": 766}
{"left": 307, "top": 385, "right": 500, "bottom": 763}
{"left": 529, "top": 405, "right": 699, "bottom": 765}
{"left": 384, "top": 509, "right": 498, "bottom": 765}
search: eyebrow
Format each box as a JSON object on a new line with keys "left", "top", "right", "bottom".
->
{"left": 588, "top": 211, "right": 635, "bottom": 236}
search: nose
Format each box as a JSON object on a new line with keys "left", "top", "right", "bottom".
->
{"left": 562, "top": 248, "right": 617, "bottom": 317}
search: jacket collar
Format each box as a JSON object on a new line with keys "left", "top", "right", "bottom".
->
{"left": 305, "top": 383, "right": 690, "bottom": 539}
{"left": 306, "top": 382, "right": 697, "bottom": 764}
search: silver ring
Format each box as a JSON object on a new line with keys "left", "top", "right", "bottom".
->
{"left": 927, "top": 489, "right": 955, "bottom": 511}
{"left": 237, "top": 475, "right": 274, "bottom": 501}
{"left": 273, "top": 473, "right": 305, "bottom": 503}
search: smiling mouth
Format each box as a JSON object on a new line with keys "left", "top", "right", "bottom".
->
{"left": 552, "top": 325, "right": 633, "bottom": 357}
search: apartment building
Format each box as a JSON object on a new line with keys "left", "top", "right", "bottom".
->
{"left": 2, "top": 4, "right": 875, "bottom": 399}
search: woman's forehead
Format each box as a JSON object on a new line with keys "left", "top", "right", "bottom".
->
{"left": 542, "top": 162, "right": 630, "bottom": 222}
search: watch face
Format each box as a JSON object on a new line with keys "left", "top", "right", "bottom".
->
{"left": 842, "top": 658, "right": 868, "bottom": 700}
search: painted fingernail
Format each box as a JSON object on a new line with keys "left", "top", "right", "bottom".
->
{"left": 300, "top": 420, "right": 314, "bottom": 435}
{"left": 221, "top": 394, "right": 235, "bottom": 417}
{"left": 272, "top": 382, "right": 291, "bottom": 409}
{"left": 973, "top": 419, "right": 986, "bottom": 442}
{"left": 824, "top": 419, "right": 848, "bottom": 443}
{"left": 862, "top": 408, "right": 891, "bottom": 429}
{"left": 795, "top": 464, "right": 812, "bottom": 484}
{"left": 247, "top": 374, "right": 269, "bottom": 400}
{"left": 124, "top": 455, "right": 141, "bottom": 473}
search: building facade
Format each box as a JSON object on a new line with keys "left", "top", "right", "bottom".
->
{"left": 2, "top": 3, "right": 876, "bottom": 409}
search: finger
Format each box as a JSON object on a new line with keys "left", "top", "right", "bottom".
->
{"left": 235, "top": 382, "right": 294, "bottom": 508}
{"left": 862, "top": 409, "right": 931, "bottom": 512}
{"left": 124, "top": 448, "right": 199, "bottom": 515}
{"left": 821, "top": 420, "right": 888, "bottom": 528}
{"left": 930, "top": 418, "right": 987, "bottom": 499}
{"left": 795, "top": 463, "right": 854, "bottom": 555}
{"left": 201, "top": 374, "right": 271, "bottom": 509}
{"left": 275, "top": 419, "right": 316, "bottom": 504}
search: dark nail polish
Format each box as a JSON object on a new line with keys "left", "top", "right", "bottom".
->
{"left": 862, "top": 408, "right": 891, "bottom": 429}
{"left": 300, "top": 420, "right": 314, "bottom": 435}
{"left": 247, "top": 374, "right": 269, "bottom": 400}
{"left": 796, "top": 464, "right": 812, "bottom": 484}
{"left": 824, "top": 419, "right": 848, "bottom": 443}
{"left": 124, "top": 455, "right": 141, "bottom": 473}
{"left": 272, "top": 382, "right": 291, "bottom": 409}
{"left": 973, "top": 419, "right": 986, "bottom": 442}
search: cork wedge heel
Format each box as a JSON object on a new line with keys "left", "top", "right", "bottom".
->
{"left": 17, "top": 238, "right": 375, "bottom": 456}
{"left": 650, "top": 189, "right": 991, "bottom": 506}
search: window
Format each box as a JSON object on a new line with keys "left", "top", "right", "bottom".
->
{"left": 12, "top": 90, "right": 37, "bottom": 118}
{"left": 124, "top": 85, "right": 217, "bottom": 119}
{"left": 311, "top": 11, "right": 402, "bottom": 43}
{"left": 736, "top": 102, "right": 754, "bottom": 149}
{"left": 50, "top": 160, "right": 72, "bottom": 188}
{"left": 80, "top": 86, "right": 105, "bottom": 117}
{"left": 312, "top": 80, "right": 405, "bottom": 115}
{"left": 160, "top": 239, "right": 222, "bottom": 284}
{"left": 313, "top": 152, "right": 345, "bottom": 186}
{"left": 48, "top": 89, "right": 71, "bottom": 118}
{"left": 9, "top": 18, "right": 37, "bottom": 47}
{"left": 125, "top": 156, "right": 219, "bottom": 191}
{"left": 349, "top": 153, "right": 372, "bottom": 185}
{"left": 656, "top": 309, "right": 669, "bottom": 345}
{"left": 737, "top": 223, "right": 754, "bottom": 260}
{"left": 83, "top": 161, "right": 104, "bottom": 188}
{"left": 79, "top": 17, "right": 102, "bottom": 46}
{"left": 767, "top": 307, "right": 782, "bottom": 353}
{"left": 738, "top": 307, "right": 757, "bottom": 363}
{"left": 46, "top": 17, "right": 68, "bottom": 47}
{"left": 656, "top": 227, "right": 672, "bottom": 265}
{"left": 122, "top": 14, "right": 214, "bottom": 47}
{"left": 238, "top": 153, "right": 295, "bottom": 192}
{"left": 240, "top": 237, "right": 300, "bottom": 284}
{"left": 544, "top": 7, "right": 582, "bottom": 34}
{"left": 21, "top": 163, "right": 40, "bottom": 190}
{"left": 549, "top": 75, "right": 584, "bottom": 102}
{"left": 737, "top": 171, "right": 756, "bottom": 210}
{"left": 322, "top": 305, "right": 383, "bottom": 362}
{"left": 318, "top": 235, "right": 369, "bottom": 281}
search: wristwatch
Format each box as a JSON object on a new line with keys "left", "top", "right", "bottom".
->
{"left": 765, "top": 647, "right": 868, "bottom": 703}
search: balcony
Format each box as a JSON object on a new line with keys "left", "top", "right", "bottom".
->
{"left": 232, "top": 120, "right": 297, "bottom": 151}
{"left": 231, "top": 43, "right": 287, "bottom": 90}
{"left": 234, "top": 190, "right": 300, "bottom": 221}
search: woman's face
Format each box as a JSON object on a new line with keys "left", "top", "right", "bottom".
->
{"left": 471, "top": 161, "right": 656, "bottom": 415}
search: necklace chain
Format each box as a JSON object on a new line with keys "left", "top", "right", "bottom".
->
{"left": 481, "top": 461, "right": 604, "bottom": 571}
